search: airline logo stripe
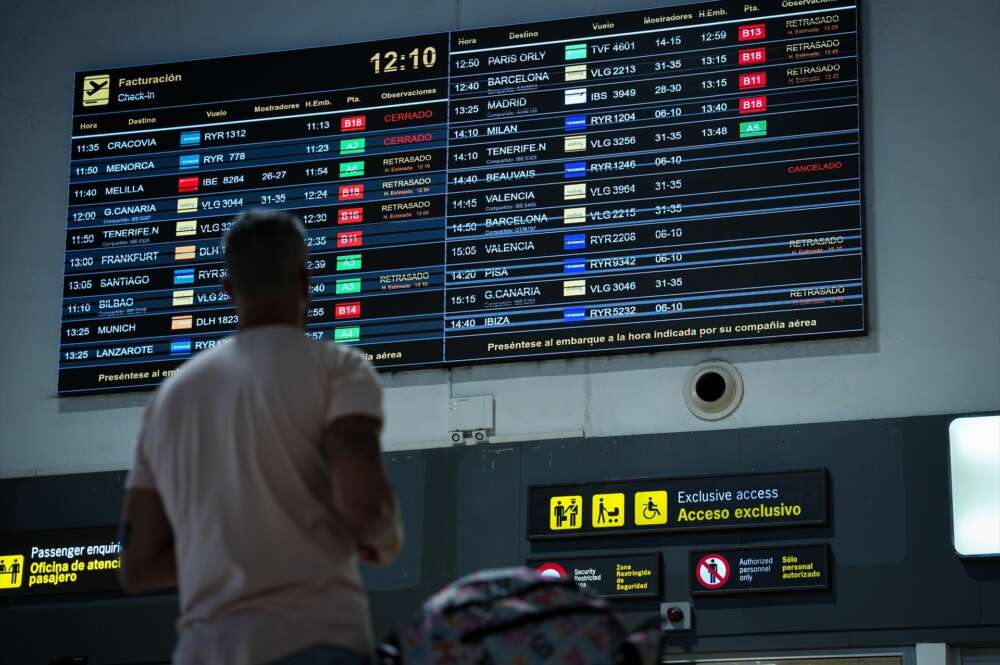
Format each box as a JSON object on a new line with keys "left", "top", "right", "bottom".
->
{"left": 178, "top": 176, "right": 199, "bottom": 193}
{"left": 565, "top": 44, "right": 587, "bottom": 60}
{"left": 179, "top": 154, "right": 201, "bottom": 170}
{"left": 170, "top": 339, "right": 192, "bottom": 355}
{"left": 564, "top": 162, "right": 587, "bottom": 178}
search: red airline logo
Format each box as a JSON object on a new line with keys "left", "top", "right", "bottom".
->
{"left": 338, "top": 184, "right": 364, "bottom": 201}
{"left": 738, "top": 23, "right": 766, "bottom": 41}
{"left": 739, "top": 47, "right": 767, "bottom": 65}
{"left": 338, "top": 207, "right": 364, "bottom": 224}
{"left": 739, "top": 71, "right": 767, "bottom": 90}
{"left": 341, "top": 115, "right": 366, "bottom": 132}
{"left": 739, "top": 96, "right": 767, "bottom": 114}
{"left": 335, "top": 302, "right": 361, "bottom": 319}
{"left": 337, "top": 231, "right": 363, "bottom": 248}
{"left": 177, "top": 177, "right": 199, "bottom": 193}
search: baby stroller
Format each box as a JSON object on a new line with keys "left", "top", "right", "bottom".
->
{"left": 377, "top": 567, "right": 663, "bottom": 665}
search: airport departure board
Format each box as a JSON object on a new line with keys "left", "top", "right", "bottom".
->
{"left": 61, "top": 0, "right": 865, "bottom": 395}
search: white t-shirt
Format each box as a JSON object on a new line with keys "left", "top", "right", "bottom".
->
{"left": 127, "top": 325, "right": 383, "bottom": 665}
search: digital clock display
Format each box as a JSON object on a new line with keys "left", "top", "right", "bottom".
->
{"left": 60, "top": 0, "right": 866, "bottom": 395}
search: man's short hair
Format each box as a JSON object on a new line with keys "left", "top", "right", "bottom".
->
{"left": 223, "top": 210, "right": 307, "bottom": 299}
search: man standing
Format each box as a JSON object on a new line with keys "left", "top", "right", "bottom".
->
{"left": 118, "top": 210, "right": 403, "bottom": 665}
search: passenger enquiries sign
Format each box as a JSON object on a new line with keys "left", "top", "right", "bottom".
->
{"left": 527, "top": 470, "right": 827, "bottom": 539}
{"left": 0, "top": 526, "right": 122, "bottom": 598}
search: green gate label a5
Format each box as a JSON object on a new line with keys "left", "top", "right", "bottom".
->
{"left": 739, "top": 120, "right": 767, "bottom": 138}
{"left": 335, "top": 277, "right": 362, "bottom": 294}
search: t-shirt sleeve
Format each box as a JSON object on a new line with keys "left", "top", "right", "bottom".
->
{"left": 125, "top": 404, "right": 157, "bottom": 490}
{"left": 325, "top": 346, "right": 384, "bottom": 424}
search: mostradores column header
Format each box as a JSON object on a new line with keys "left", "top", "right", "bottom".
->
{"left": 450, "top": 0, "right": 853, "bottom": 51}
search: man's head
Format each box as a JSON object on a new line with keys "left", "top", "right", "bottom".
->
{"left": 222, "top": 210, "right": 309, "bottom": 327}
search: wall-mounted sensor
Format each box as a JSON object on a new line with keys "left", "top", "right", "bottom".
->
{"left": 661, "top": 601, "right": 692, "bottom": 631}
{"left": 684, "top": 360, "right": 743, "bottom": 421}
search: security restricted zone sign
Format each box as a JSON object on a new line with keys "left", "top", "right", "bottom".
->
{"left": 690, "top": 544, "right": 830, "bottom": 594}
{"left": 0, "top": 526, "right": 123, "bottom": 598}
{"left": 527, "top": 470, "right": 828, "bottom": 539}
{"left": 528, "top": 552, "right": 661, "bottom": 599}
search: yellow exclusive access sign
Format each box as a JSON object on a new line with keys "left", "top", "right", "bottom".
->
{"left": 528, "top": 470, "right": 827, "bottom": 539}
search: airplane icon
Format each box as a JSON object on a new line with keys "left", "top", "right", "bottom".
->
{"left": 82, "top": 74, "right": 110, "bottom": 106}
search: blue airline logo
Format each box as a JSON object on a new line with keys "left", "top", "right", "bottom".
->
{"left": 173, "top": 268, "right": 195, "bottom": 285}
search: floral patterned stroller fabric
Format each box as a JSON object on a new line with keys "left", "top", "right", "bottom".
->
{"left": 386, "top": 567, "right": 662, "bottom": 665}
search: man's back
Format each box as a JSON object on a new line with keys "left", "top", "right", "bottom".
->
{"left": 130, "top": 325, "right": 383, "bottom": 664}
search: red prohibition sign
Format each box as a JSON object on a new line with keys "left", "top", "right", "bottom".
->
{"left": 535, "top": 562, "right": 569, "bottom": 580}
{"left": 696, "top": 554, "right": 730, "bottom": 589}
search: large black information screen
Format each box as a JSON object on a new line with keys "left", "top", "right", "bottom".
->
{"left": 61, "top": 0, "right": 865, "bottom": 395}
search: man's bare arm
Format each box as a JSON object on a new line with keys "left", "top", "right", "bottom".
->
{"left": 322, "top": 415, "right": 403, "bottom": 565}
{"left": 118, "top": 488, "right": 177, "bottom": 593}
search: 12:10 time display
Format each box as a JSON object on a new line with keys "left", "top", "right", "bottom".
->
{"left": 370, "top": 46, "right": 438, "bottom": 74}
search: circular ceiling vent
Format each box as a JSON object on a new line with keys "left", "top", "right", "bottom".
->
{"left": 684, "top": 360, "right": 744, "bottom": 421}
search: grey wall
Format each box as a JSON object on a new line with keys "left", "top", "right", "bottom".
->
{"left": 1, "top": 0, "right": 999, "bottom": 476}
{"left": 2, "top": 415, "right": 999, "bottom": 664}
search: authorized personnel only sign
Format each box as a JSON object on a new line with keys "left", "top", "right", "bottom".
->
{"left": 0, "top": 526, "right": 122, "bottom": 598}
{"left": 690, "top": 544, "right": 830, "bottom": 594}
{"left": 527, "top": 470, "right": 828, "bottom": 539}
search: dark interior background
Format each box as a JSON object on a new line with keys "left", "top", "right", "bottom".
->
{"left": 2, "top": 412, "right": 998, "bottom": 664}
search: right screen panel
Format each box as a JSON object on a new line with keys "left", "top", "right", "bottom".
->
{"left": 443, "top": 0, "right": 865, "bottom": 362}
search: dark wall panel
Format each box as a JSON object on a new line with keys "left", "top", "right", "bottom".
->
{"left": 1, "top": 415, "right": 999, "bottom": 664}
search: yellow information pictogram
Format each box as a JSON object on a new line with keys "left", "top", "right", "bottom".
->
{"left": 634, "top": 491, "right": 668, "bottom": 526}
{"left": 550, "top": 495, "right": 582, "bottom": 530}
{"left": 592, "top": 493, "right": 625, "bottom": 528}
{"left": 82, "top": 74, "right": 110, "bottom": 107}
{"left": 0, "top": 554, "right": 24, "bottom": 589}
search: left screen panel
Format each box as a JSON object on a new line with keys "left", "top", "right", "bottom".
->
{"left": 61, "top": 35, "right": 451, "bottom": 395}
